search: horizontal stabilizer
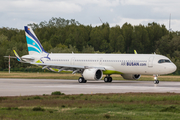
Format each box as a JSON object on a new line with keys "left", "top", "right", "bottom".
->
{"left": 21, "top": 56, "right": 34, "bottom": 60}
{"left": 4, "top": 56, "right": 16, "bottom": 58}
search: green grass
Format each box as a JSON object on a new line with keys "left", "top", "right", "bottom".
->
{"left": 0, "top": 93, "right": 180, "bottom": 119}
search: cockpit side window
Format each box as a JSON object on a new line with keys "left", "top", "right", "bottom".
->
{"left": 158, "top": 59, "right": 171, "bottom": 63}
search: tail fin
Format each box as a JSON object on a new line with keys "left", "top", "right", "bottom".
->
{"left": 24, "top": 26, "right": 47, "bottom": 55}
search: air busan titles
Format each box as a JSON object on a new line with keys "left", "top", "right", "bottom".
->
{"left": 13, "top": 26, "right": 177, "bottom": 84}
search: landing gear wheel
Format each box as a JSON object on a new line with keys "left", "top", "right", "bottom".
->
{"left": 109, "top": 77, "right": 112, "bottom": 82}
{"left": 104, "top": 77, "right": 108, "bottom": 82}
{"left": 78, "top": 77, "right": 83, "bottom": 83}
{"left": 156, "top": 80, "right": 159, "bottom": 84}
{"left": 104, "top": 77, "right": 113, "bottom": 83}
{"left": 153, "top": 74, "right": 159, "bottom": 84}
{"left": 78, "top": 77, "right": 86, "bottom": 83}
{"left": 154, "top": 80, "right": 156, "bottom": 84}
{"left": 154, "top": 80, "right": 159, "bottom": 84}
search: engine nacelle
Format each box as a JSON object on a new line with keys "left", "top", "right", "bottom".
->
{"left": 83, "top": 69, "right": 103, "bottom": 81}
{"left": 121, "top": 74, "right": 141, "bottom": 80}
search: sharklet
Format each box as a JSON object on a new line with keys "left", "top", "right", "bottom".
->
{"left": 58, "top": 68, "right": 65, "bottom": 72}
{"left": 42, "top": 66, "right": 49, "bottom": 69}
{"left": 72, "top": 69, "right": 79, "bottom": 74}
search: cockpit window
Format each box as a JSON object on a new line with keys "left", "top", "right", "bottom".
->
{"left": 158, "top": 59, "right": 171, "bottom": 63}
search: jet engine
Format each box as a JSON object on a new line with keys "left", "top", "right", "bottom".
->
{"left": 83, "top": 68, "right": 103, "bottom": 81}
{"left": 121, "top": 74, "right": 141, "bottom": 80}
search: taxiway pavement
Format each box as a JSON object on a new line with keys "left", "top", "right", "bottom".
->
{"left": 0, "top": 78, "right": 180, "bottom": 96}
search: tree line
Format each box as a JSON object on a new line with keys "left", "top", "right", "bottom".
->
{"left": 0, "top": 17, "right": 179, "bottom": 74}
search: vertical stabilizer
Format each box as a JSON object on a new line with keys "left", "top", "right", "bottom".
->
{"left": 24, "top": 26, "right": 47, "bottom": 55}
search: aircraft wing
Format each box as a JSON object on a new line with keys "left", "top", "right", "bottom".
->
{"left": 31, "top": 62, "right": 106, "bottom": 73}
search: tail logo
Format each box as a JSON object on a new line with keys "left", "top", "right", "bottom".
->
{"left": 24, "top": 26, "right": 47, "bottom": 55}
{"left": 26, "top": 36, "right": 42, "bottom": 54}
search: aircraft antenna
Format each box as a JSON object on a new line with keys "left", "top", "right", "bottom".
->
{"left": 9, "top": 55, "right": 10, "bottom": 73}
{"left": 169, "top": 14, "right": 172, "bottom": 32}
{"left": 99, "top": 17, "right": 103, "bottom": 24}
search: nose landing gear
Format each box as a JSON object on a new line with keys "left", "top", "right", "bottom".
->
{"left": 153, "top": 74, "right": 159, "bottom": 84}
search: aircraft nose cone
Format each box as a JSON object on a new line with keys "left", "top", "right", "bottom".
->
{"left": 170, "top": 63, "right": 177, "bottom": 73}
{"left": 172, "top": 64, "right": 177, "bottom": 72}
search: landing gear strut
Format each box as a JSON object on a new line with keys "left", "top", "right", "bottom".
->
{"left": 78, "top": 77, "right": 87, "bottom": 83}
{"left": 153, "top": 74, "right": 159, "bottom": 84}
{"left": 104, "top": 75, "right": 112, "bottom": 83}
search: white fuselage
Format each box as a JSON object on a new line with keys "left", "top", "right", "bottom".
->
{"left": 22, "top": 53, "right": 177, "bottom": 75}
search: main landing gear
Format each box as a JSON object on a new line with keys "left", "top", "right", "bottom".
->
{"left": 78, "top": 75, "right": 113, "bottom": 83}
{"left": 153, "top": 74, "right": 159, "bottom": 84}
{"left": 104, "top": 75, "right": 112, "bottom": 83}
{"left": 78, "top": 77, "right": 87, "bottom": 83}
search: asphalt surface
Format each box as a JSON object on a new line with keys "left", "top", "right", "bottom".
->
{"left": 0, "top": 78, "right": 180, "bottom": 96}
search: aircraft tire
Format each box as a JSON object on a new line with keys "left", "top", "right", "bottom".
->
{"left": 83, "top": 80, "right": 87, "bottom": 83}
{"left": 104, "top": 77, "right": 108, "bottom": 82}
{"left": 108, "top": 77, "right": 112, "bottom": 82}
{"left": 156, "top": 80, "right": 159, "bottom": 84}
{"left": 104, "top": 77, "right": 112, "bottom": 83}
{"left": 154, "top": 80, "right": 159, "bottom": 84}
{"left": 78, "top": 77, "right": 84, "bottom": 83}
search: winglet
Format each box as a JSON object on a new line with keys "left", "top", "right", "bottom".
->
{"left": 13, "top": 50, "right": 22, "bottom": 62}
{"left": 134, "top": 50, "right": 137, "bottom": 54}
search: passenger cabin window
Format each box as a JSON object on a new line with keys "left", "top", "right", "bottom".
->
{"left": 158, "top": 59, "right": 171, "bottom": 63}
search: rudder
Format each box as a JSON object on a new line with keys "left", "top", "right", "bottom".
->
{"left": 24, "top": 26, "right": 47, "bottom": 55}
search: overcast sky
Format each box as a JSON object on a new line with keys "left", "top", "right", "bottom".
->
{"left": 1, "top": 0, "right": 180, "bottom": 31}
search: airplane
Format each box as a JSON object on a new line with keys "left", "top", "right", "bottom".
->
{"left": 13, "top": 26, "right": 177, "bottom": 84}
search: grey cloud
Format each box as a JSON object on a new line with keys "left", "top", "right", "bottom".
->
{"left": 0, "top": 0, "right": 180, "bottom": 31}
